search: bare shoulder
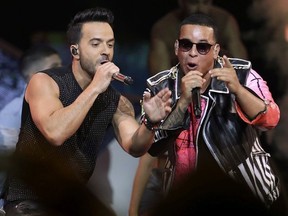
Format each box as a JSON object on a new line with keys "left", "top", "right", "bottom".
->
{"left": 26, "top": 72, "right": 59, "bottom": 101}
{"left": 28, "top": 72, "right": 58, "bottom": 92}
{"left": 29, "top": 72, "right": 54, "bottom": 84}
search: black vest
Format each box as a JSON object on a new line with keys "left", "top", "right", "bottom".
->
{"left": 5, "top": 65, "right": 120, "bottom": 202}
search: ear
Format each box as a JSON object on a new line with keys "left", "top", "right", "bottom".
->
{"left": 70, "top": 45, "right": 78, "bottom": 56}
{"left": 213, "top": 44, "right": 220, "bottom": 59}
{"left": 174, "top": 40, "right": 179, "bottom": 56}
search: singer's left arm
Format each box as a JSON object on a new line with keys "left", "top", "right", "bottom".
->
{"left": 112, "top": 88, "right": 172, "bottom": 157}
{"left": 209, "top": 56, "right": 280, "bottom": 129}
{"left": 160, "top": 97, "right": 189, "bottom": 129}
{"left": 233, "top": 70, "right": 280, "bottom": 130}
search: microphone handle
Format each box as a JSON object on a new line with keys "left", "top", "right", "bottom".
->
{"left": 101, "top": 61, "right": 134, "bottom": 86}
{"left": 192, "top": 87, "right": 201, "bottom": 119}
{"left": 113, "top": 73, "right": 134, "bottom": 85}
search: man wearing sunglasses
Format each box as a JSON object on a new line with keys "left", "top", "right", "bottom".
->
{"left": 148, "top": 0, "right": 248, "bottom": 77}
{"left": 131, "top": 13, "right": 286, "bottom": 215}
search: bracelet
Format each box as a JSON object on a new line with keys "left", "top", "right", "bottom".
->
{"left": 143, "top": 115, "right": 159, "bottom": 131}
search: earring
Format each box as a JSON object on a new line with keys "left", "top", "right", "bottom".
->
{"left": 217, "top": 55, "right": 223, "bottom": 65}
{"left": 72, "top": 47, "right": 78, "bottom": 55}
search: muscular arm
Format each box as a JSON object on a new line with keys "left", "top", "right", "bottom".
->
{"left": 224, "top": 16, "right": 248, "bottom": 59}
{"left": 112, "top": 96, "right": 156, "bottom": 157}
{"left": 26, "top": 73, "right": 104, "bottom": 146}
{"left": 148, "top": 20, "right": 178, "bottom": 76}
{"left": 113, "top": 88, "right": 172, "bottom": 157}
{"left": 26, "top": 61, "right": 130, "bottom": 146}
{"left": 129, "top": 153, "right": 158, "bottom": 216}
{"left": 148, "top": 37, "right": 172, "bottom": 76}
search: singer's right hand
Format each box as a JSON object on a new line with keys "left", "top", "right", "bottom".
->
{"left": 180, "top": 71, "right": 205, "bottom": 103}
{"left": 91, "top": 61, "right": 120, "bottom": 94}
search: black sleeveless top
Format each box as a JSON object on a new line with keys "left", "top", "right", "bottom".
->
{"left": 5, "top": 65, "right": 120, "bottom": 202}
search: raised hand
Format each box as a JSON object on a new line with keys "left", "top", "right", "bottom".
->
{"left": 209, "top": 55, "right": 241, "bottom": 94}
{"left": 142, "top": 88, "right": 172, "bottom": 123}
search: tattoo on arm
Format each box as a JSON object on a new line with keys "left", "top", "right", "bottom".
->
{"left": 161, "top": 105, "right": 186, "bottom": 129}
{"left": 118, "top": 96, "right": 135, "bottom": 117}
{"left": 112, "top": 96, "right": 135, "bottom": 143}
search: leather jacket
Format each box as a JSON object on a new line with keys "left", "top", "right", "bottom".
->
{"left": 143, "top": 58, "right": 281, "bottom": 207}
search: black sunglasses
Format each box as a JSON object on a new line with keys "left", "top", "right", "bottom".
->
{"left": 178, "top": 39, "right": 214, "bottom": 55}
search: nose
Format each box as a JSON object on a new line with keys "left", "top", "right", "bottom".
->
{"left": 101, "top": 43, "right": 112, "bottom": 55}
{"left": 189, "top": 44, "right": 198, "bottom": 56}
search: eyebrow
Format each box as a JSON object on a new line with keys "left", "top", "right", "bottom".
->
{"left": 90, "top": 38, "right": 115, "bottom": 43}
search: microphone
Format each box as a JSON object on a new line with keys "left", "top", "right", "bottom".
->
{"left": 113, "top": 73, "right": 134, "bottom": 85}
{"left": 100, "top": 61, "right": 134, "bottom": 85}
{"left": 192, "top": 87, "right": 201, "bottom": 119}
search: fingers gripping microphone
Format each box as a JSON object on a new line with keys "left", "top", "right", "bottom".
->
{"left": 113, "top": 73, "right": 134, "bottom": 85}
{"left": 192, "top": 87, "right": 201, "bottom": 119}
{"left": 100, "top": 61, "right": 134, "bottom": 85}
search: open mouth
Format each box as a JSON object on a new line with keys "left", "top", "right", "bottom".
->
{"left": 187, "top": 63, "right": 197, "bottom": 70}
{"left": 100, "top": 59, "right": 109, "bottom": 65}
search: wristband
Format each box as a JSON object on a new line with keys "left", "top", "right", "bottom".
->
{"left": 143, "top": 115, "right": 159, "bottom": 131}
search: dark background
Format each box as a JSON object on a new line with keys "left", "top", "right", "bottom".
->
{"left": 0, "top": 0, "right": 253, "bottom": 51}
{"left": 5, "top": 0, "right": 285, "bottom": 102}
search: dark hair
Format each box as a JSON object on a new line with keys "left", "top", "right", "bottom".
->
{"left": 20, "top": 44, "right": 59, "bottom": 79}
{"left": 66, "top": 7, "right": 114, "bottom": 45}
{"left": 179, "top": 12, "right": 219, "bottom": 42}
{"left": 186, "top": 0, "right": 212, "bottom": 4}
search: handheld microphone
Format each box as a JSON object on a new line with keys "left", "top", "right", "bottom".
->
{"left": 100, "top": 61, "right": 134, "bottom": 85}
{"left": 113, "top": 73, "right": 134, "bottom": 85}
{"left": 192, "top": 87, "right": 201, "bottom": 119}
